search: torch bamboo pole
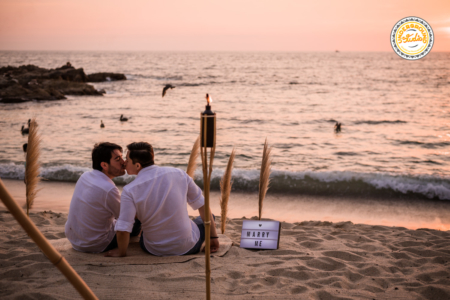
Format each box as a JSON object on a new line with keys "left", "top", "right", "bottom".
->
{"left": 0, "top": 179, "right": 98, "bottom": 300}
{"left": 201, "top": 114, "right": 215, "bottom": 300}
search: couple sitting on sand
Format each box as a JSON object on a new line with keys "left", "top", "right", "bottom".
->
{"left": 64, "top": 142, "right": 219, "bottom": 257}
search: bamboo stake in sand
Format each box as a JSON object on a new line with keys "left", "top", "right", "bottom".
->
{"left": 200, "top": 115, "right": 215, "bottom": 300}
{"left": 258, "top": 138, "right": 272, "bottom": 220}
{"left": 187, "top": 136, "right": 200, "bottom": 178}
{"left": 0, "top": 179, "right": 98, "bottom": 300}
{"left": 25, "top": 118, "right": 41, "bottom": 216}
{"left": 219, "top": 148, "right": 235, "bottom": 234}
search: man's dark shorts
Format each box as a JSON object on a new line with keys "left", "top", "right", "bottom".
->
{"left": 103, "top": 219, "right": 142, "bottom": 252}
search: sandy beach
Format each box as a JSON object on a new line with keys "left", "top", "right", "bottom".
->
{"left": 1, "top": 180, "right": 450, "bottom": 299}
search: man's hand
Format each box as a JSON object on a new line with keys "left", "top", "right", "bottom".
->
{"left": 104, "top": 248, "right": 126, "bottom": 257}
{"left": 198, "top": 205, "right": 220, "bottom": 253}
{"left": 210, "top": 238, "right": 220, "bottom": 253}
{"left": 203, "top": 238, "right": 220, "bottom": 253}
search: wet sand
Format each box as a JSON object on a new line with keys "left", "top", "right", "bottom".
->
{"left": 2, "top": 179, "right": 450, "bottom": 230}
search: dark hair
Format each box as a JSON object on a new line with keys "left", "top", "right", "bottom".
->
{"left": 126, "top": 142, "right": 154, "bottom": 168}
{"left": 92, "top": 142, "right": 123, "bottom": 171}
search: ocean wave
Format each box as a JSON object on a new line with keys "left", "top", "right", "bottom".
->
{"left": 125, "top": 74, "right": 183, "bottom": 81}
{"left": 354, "top": 120, "right": 407, "bottom": 125}
{"left": 334, "top": 152, "right": 360, "bottom": 156}
{"left": 1, "top": 163, "right": 449, "bottom": 200}
{"left": 196, "top": 169, "right": 450, "bottom": 200}
{"left": 0, "top": 163, "right": 136, "bottom": 185}
{"left": 289, "top": 81, "right": 323, "bottom": 85}
{"left": 178, "top": 82, "right": 219, "bottom": 87}
{"left": 395, "top": 140, "right": 450, "bottom": 149}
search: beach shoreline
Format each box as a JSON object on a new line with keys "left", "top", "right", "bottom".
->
{"left": 1, "top": 178, "right": 449, "bottom": 231}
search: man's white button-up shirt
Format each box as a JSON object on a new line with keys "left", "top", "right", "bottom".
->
{"left": 115, "top": 165, "right": 204, "bottom": 256}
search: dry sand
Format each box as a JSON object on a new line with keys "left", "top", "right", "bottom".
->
{"left": 1, "top": 210, "right": 450, "bottom": 300}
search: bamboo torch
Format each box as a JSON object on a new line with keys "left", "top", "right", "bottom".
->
{"left": 200, "top": 93, "right": 216, "bottom": 300}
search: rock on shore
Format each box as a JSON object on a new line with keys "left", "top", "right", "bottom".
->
{"left": 0, "top": 63, "right": 126, "bottom": 103}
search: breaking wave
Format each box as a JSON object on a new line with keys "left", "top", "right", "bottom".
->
{"left": 1, "top": 163, "right": 449, "bottom": 201}
{"left": 354, "top": 120, "right": 407, "bottom": 125}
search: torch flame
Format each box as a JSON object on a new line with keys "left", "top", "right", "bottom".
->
{"left": 206, "top": 94, "right": 212, "bottom": 105}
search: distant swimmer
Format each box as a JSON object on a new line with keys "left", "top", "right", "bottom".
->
{"left": 162, "top": 84, "right": 175, "bottom": 97}
{"left": 120, "top": 114, "right": 128, "bottom": 122}
{"left": 100, "top": 120, "right": 105, "bottom": 128}
{"left": 334, "top": 122, "right": 342, "bottom": 133}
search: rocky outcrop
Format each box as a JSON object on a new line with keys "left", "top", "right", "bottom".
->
{"left": 0, "top": 63, "right": 126, "bottom": 103}
{"left": 87, "top": 73, "right": 127, "bottom": 82}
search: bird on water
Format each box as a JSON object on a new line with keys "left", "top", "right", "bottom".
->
{"left": 120, "top": 114, "right": 128, "bottom": 122}
{"left": 100, "top": 120, "right": 105, "bottom": 128}
{"left": 162, "top": 84, "right": 175, "bottom": 97}
{"left": 21, "top": 119, "right": 31, "bottom": 135}
{"left": 21, "top": 125, "right": 29, "bottom": 135}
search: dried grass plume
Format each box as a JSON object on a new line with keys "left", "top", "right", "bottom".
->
{"left": 25, "top": 118, "right": 41, "bottom": 216}
{"left": 186, "top": 136, "right": 200, "bottom": 178}
{"left": 219, "top": 148, "right": 235, "bottom": 234}
{"left": 258, "top": 138, "right": 272, "bottom": 220}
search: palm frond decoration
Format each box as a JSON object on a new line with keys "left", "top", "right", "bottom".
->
{"left": 25, "top": 118, "right": 41, "bottom": 216}
{"left": 258, "top": 138, "right": 272, "bottom": 220}
{"left": 219, "top": 148, "right": 235, "bottom": 234}
{"left": 186, "top": 136, "right": 200, "bottom": 178}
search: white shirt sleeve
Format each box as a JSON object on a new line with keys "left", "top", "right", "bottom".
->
{"left": 114, "top": 188, "right": 136, "bottom": 233}
{"left": 105, "top": 186, "right": 121, "bottom": 219}
{"left": 186, "top": 173, "right": 204, "bottom": 210}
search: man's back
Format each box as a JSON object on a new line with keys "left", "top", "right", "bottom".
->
{"left": 117, "top": 165, "right": 204, "bottom": 256}
{"left": 65, "top": 170, "right": 120, "bottom": 253}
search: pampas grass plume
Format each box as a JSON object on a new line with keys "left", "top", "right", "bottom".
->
{"left": 258, "top": 138, "right": 272, "bottom": 220}
{"left": 187, "top": 136, "right": 200, "bottom": 178}
{"left": 25, "top": 118, "right": 41, "bottom": 216}
{"left": 219, "top": 148, "right": 235, "bottom": 234}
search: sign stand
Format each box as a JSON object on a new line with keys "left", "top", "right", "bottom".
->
{"left": 240, "top": 220, "right": 281, "bottom": 250}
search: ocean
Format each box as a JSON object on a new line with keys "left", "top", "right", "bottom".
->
{"left": 1, "top": 51, "right": 450, "bottom": 200}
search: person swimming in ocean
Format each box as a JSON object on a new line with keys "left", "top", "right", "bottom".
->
{"left": 334, "top": 122, "right": 342, "bottom": 133}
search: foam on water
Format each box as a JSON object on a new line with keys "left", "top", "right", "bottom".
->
{"left": 2, "top": 163, "right": 449, "bottom": 200}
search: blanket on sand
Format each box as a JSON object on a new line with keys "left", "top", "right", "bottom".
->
{"left": 49, "top": 234, "right": 233, "bottom": 266}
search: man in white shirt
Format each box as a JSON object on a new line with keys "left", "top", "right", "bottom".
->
{"left": 65, "top": 142, "right": 140, "bottom": 253}
{"left": 106, "top": 142, "right": 219, "bottom": 257}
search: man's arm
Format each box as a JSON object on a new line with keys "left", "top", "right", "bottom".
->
{"left": 104, "top": 231, "right": 130, "bottom": 257}
{"left": 198, "top": 205, "right": 220, "bottom": 253}
{"left": 105, "top": 188, "right": 136, "bottom": 257}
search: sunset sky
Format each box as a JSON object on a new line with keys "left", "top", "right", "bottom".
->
{"left": 0, "top": 0, "right": 449, "bottom": 52}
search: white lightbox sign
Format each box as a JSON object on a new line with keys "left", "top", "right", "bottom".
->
{"left": 240, "top": 220, "right": 281, "bottom": 250}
